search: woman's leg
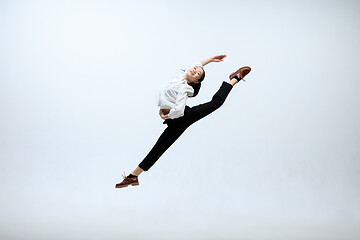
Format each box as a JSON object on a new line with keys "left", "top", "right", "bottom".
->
{"left": 183, "top": 80, "right": 236, "bottom": 125}
{"left": 131, "top": 166, "right": 144, "bottom": 176}
{"left": 137, "top": 123, "right": 188, "bottom": 171}
{"left": 116, "top": 123, "right": 187, "bottom": 188}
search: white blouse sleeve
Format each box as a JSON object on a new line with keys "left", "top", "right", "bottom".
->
{"left": 168, "top": 90, "right": 189, "bottom": 119}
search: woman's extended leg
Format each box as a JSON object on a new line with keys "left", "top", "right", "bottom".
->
{"left": 182, "top": 66, "right": 250, "bottom": 126}
{"left": 115, "top": 124, "right": 187, "bottom": 188}
{"left": 183, "top": 80, "right": 237, "bottom": 125}
{"left": 138, "top": 124, "right": 187, "bottom": 171}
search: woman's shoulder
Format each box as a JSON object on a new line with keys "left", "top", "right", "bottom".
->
{"left": 182, "top": 82, "right": 194, "bottom": 96}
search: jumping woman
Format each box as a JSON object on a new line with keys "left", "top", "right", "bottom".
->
{"left": 115, "top": 54, "right": 251, "bottom": 188}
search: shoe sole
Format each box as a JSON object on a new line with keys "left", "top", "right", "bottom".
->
{"left": 115, "top": 182, "right": 139, "bottom": 188}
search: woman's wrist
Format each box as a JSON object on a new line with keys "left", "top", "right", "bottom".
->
{"left": 200, "top": 58, "right": 212, "bottom": 66}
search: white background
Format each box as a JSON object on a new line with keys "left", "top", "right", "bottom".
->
{"left": 1, "top": 0, "right": 359, "bottom": 239}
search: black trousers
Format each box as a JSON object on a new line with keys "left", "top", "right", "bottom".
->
{"left": 138, "top": 81, "right": 233, "bottom": 171}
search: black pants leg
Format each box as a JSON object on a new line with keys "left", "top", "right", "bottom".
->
{"left": 138, "top": 81, "right": 233, "bottom": 171}
{"left": 182, "top": 81, "right": 233, "bottom": 125}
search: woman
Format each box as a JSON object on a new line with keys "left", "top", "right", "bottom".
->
{"left": 116, "top": 54, "right": 251, "bottom": 188}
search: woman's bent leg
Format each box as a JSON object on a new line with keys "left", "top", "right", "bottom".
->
{"left": 184, "top": 81, "right": 233, "bottom": 125}
{"left": 138, "top": 124, "right": 187, "bottom": 171}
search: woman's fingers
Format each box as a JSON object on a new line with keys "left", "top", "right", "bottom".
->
{"left": 159, "top": 109, "right": 170, "bottom": 119}
{"left": 212, "top": 54, "right": 227, "bottom": 62}
{"left": 159, "top": 112, "right": 169, "bottom": 119}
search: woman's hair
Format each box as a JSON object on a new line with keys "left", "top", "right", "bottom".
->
{"left": 189, "top": 68, "right": 205, "bottom": 98}
{"left": 189, "top": 82, "right": 201, "bottom": 97}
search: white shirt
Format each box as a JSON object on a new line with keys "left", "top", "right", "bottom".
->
{"left": 157, "top": 62, "right": 203, "bottom": 119}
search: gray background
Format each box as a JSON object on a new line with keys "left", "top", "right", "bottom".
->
{"left": 1, "top": 0, "right": 359, "bottom": 239}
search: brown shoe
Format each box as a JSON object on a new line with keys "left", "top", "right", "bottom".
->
{"left": 229, "top": 66, "right": 251, "bottom": 82}
{"left": 115, "top": 174, "right": 139, "bottom": 188}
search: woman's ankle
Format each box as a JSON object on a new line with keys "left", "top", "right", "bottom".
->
{"left": 229, "top": 78, "right": 238, "bottom": 86}
{"left": 131, "top": 166, "right": 144, "bottom": 176}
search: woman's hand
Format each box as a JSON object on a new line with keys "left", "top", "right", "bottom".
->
{"left": 159, "top": 109, "right": 170, "bottom": 120}
{"left": 200, "top": 54, "right": 227, "bottom": 66}
{"left": 210, "top": 54, "right": 227, "bottom": 62}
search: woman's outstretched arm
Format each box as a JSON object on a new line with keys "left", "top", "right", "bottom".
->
{"left": 200, "top": 54, "right": 227, "bottom": 66}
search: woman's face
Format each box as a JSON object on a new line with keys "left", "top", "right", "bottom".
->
{"left": 185, "top": 66, "right": 204, "bottom": 84}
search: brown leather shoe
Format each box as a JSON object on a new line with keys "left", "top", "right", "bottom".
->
{"left": 229, "top": 66, "right": 251, "bottom": 82}
{"left": 115, "top": 175, "right": 139, "bottom": 188}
